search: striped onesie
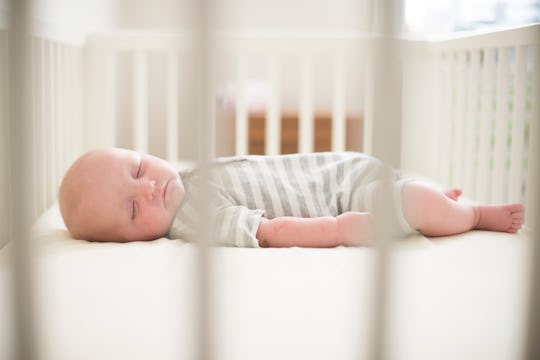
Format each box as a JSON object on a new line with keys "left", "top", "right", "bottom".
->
{"left": 167, "top": 152, "right": 416, "bottom": 247}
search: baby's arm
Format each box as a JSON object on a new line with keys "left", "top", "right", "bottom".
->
{"left": 256, "top": 212, "right": 373, "bottom": 248}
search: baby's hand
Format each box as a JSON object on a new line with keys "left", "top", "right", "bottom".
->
{"left": 336, "top": 212, "right": 374, "bottom": 246}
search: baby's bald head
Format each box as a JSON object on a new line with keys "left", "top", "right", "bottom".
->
{"left": 59, "top": 149, "right": 115, "bottom": 240}
{"left": 59, "top": 148, "right": 185, "bottom": 242}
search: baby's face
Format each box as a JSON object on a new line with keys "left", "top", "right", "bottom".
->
{"left": 68, "top": 148, "right": 184, "bottom": 242}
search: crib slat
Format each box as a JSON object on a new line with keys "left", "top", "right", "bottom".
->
{"left": 30, "top": 38, "right": 38, "bottom": 218}
{"left": 104, "top": 52, "right": 117, "bottom": 150}
{"left": 166, "top": 51, "right": 179, "bottom": 161}
{"left": 508, "top": 46, "right": 528, "bottom": 203}
{"left": 47, "top": 40, "right": 56, "bottom": 208}
{"left": 452, "top": 51, "right": 466, "bottom": 187}
{"left": 56, "top": 43, "right": 64, "bottom": 200}
{"left": 476, "top": 48, "right": 495, "bottom": 203}
{"left": 363, "top": 59, "right": 374, "bottom": 154}
{"left": 65, "top": 47, "right": 76, "bottom": 161}
{"left": 265, "top": 54, "right": 281, "bottom": 155}
{"left": 9, "top": 3, "right": 38, "bottom": 357}
{"left": 66, "top": 46, "right": 80, "bottom": 165}
{"left": 38, "top": 39, "right": 47, "bottom": 214}
{"left": 52, "top": 41, "right": 60, "bottom": 206}
{"left": 74, "top": 49, "right": 84, "bottom": 156}
{"left": 438, "top": 52, "right": 453, "bottom": 186}
{"left": 299, "top": 54, "right": 314, "bottom": 153}
{"left": 492, "top": 47, "right": 511, "bottom": 203}
{"left": 60, "top": 45, "right": 70, "bottom": 179}
{"left": 332, "top": 52, "right": 346, "bottom": 152}
{"left": 464, "top": 49, "right": 480, "bottom": 197}
{"left": 49, "top": 41, "right": 57, "bottom": 208}
{"left": 133, "top": 51, "right": 149, "bottom": 153}
{"left": 526, "top": 46, "right": 540, "bottom": 226}
{"left": 62, "top": 46, "right": 72, "bottom": 169}
{"left": 235, "top": 53, "right": 249, "bottom": 156}
{"left": 0, "top": 32, "right": 7, "bottom": 224}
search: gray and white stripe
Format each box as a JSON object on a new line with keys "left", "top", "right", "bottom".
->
{"left": 169, "top": 152, "right": 398, "bottom": 247}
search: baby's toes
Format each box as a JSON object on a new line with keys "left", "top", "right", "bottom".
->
{"left": 509, "top": 204, "right": 525, "bottom": 216}
{"left": 510, "top": 223, "right": 522, "bottom": 230}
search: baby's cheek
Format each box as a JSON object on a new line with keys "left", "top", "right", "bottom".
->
{"left": 140, "top": 211, "right": 171, "bottom": 238}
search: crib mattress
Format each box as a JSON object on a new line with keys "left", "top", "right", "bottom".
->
{"left": 0, "top": 204, "right": 531, "bottom": 360}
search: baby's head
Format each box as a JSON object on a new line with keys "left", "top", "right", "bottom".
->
{"left": 59, "top": 148, "right": 185, "bottom": 242}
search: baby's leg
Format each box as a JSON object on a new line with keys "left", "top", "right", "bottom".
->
{"left": 401, "top": 181, "right": 525, "bottom": 236}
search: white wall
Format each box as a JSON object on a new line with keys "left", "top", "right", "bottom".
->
{"left": 214, "top": 0, "right": 372, "bottom": 32}
{"left": 28, "top": 0, "right": 116, "bottom": 44}
{"left": 116, "top": 0, "right": 373, "bottom": 32}
{"left": 114, "top": 0, "right": 372, "bottom": 115}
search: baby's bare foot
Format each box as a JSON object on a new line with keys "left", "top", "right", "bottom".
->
{"left": 443, "top": 188, "right": 462, "bottom": 201}
{"left": 473, "top": 204, "right": 525, "bottom": 233}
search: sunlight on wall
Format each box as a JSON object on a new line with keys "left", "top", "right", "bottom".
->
{"left": 405, "top": 0, "right": 540, "bottom": 34}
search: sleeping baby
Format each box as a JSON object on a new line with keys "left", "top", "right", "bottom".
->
{"left": 59, "top": 148, "right": 525, "bottom": 247}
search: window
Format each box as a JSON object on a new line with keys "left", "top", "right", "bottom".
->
{"left": 405, "top": 0, "right": 540, "bottom": 34}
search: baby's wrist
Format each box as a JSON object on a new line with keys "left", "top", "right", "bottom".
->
{"left": 336, "top": 212, "right": 374, "bottom": 247}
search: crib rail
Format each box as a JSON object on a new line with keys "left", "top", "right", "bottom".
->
{"left": 0, "top": 29, "right": 8, "bottom": 250}
{"left": 83, "top": 31, "right": 370, "bottom": 160}
{"left": 403, "top": 24, "right": 540, "bottom": 227}
{"left": 0, "top": 29, "right": 84, "bottom": 231}
{"left": 3, "top": 2, "right": 540, "bottom": 359}
{"left": 30, "top": 36, "right": 84, "bottom": 219}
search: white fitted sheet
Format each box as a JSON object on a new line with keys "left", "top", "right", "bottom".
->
{"left": 0, "top": 203, "right": 532, "bottom": 360}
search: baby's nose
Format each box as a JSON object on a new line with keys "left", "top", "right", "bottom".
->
{"left": 140, "top": 180, "right": 156, "bottom": 200}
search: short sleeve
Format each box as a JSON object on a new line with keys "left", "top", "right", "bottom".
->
{"left": 167, "top": 202, "right": 265, "bottom": 248}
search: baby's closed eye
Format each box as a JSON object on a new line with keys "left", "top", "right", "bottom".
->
{"left": 135, "top": 160, "right": 144, "bottom": 178}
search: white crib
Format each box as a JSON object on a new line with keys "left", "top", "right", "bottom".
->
{"left": 0, "top": 11, "right": 539, "bottom": 360}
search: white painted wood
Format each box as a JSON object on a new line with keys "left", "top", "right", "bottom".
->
{"left": 104, "top": 52, "right": 117, "bottom": 151}
{"left": 74, "top": 49, "right": 84, "bottom": 157}
{"left": 434, "top": 24, "right": 540, "bottom": 51}
{"left": 37, "top": 39, "right": 47, "bottom": 214}
{"left": 526, "top": 46, "right": 540, "bottom": 226}
{"left": 525, "top": 45, "right": 540, "bottom": 360}
{"left": 332, "top": 52, "right": 346, "bottom": 152}
{"left": 66, "top": 46, "right": 83, "bottom": 165}
{"left": 133, "top": 51, "right": 149, "bottom": 153}
{"left": 452, "top": 51, "right": 466, "bottom": 187}
{"left": 492, "top": 47, "right": 511, "bottom": 203}
{"left": 299, "top": 54, "right": 314, "bottom": 153}
{"left": 438, "top": 51, "right": 453, "bottom": 186}
{"left": 204, "top": 49, "right": 217, "bottom": 160}
{"left": 476, "top": 48, "right": 495, "bottom": 203}
{"left": 0, "top": 31, "right": 7, "bottom": 245}
{"left": 9, "top": 4, "right": 39, "bottom": 357}
{"left": 46, "top": 40, "right": 56, "bottom": 208}
{"left": 363, "top": 58, "right": 374, "bottom": 154}
{"left": 464, "top": 50, "right": 480, "bottom": 197}
{"left": 87, "top": 32, "right": 190, "bottom": 52}
{"left": 62, "top": 46, "right": 73, "bottom": 173}
{"left": 166, "top": 51, "right": 179, "bottom": 161}
{"left": 508, "top": 46, "right": 528, "bottom": 203}
{"left": 30, "top": 38, "right": 38, "bottom": 218}
{"left": 55, "top": 43, "right": 63, "bottom": 201}
{"left": 60, "top": 45, "right": 70, "bottom": 180}
{"left": 265, "top": 54, "right": 281, "bottom": 155}
{"left": 235, "top": 53, "right": 248, "bottom": 156}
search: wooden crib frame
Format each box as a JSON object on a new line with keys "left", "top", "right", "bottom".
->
{"left": 2, "top": 1, "right": 539, "bottom": 358}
